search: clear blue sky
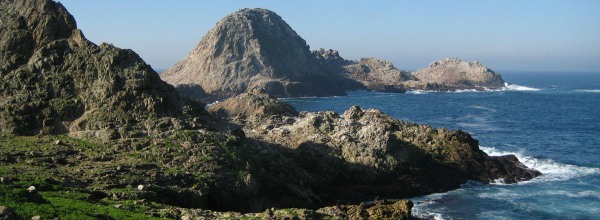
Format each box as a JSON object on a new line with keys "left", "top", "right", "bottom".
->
{"left": 59, "top": 0, "right": 600, "bottom": 72}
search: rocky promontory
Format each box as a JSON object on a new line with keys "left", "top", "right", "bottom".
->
{"left": 160, "top": 8, "right": 361, "bottom": 102}
{"left": 209, "top": 90, "right": 540, "bottom": 207}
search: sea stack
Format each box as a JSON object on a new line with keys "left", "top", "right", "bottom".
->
{"left": 161, "top": 8, "right": 360, "bottom": 101}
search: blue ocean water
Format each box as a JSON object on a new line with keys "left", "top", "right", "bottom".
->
{"left": 283, "top": 72, "right": 600, "bottom": 219}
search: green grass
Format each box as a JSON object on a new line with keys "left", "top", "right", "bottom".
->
{"left": 0, "top": 180, "right": 166, "bottom": 219}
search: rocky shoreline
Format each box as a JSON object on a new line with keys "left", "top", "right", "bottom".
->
{"left": 1, "top": 1, "right": 539, "bottom": 219}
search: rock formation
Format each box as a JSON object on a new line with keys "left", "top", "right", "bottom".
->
{"left": 406, "top": 57, "right": 505, "bottom": 90}
{"left": 341, "top": 57, "right": 415, "bottom": 92}
{"left": 161, "top": 8, "right": 361, "bottom": 102}
{"left": 0, "top": 0, "right": 206, "bottom": 137}
{"left": 209, "top": 90, "right": 541, "bottom": 210}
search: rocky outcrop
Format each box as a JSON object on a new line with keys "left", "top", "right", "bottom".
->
{"left": 209, "top": 89, "right": 298, "bottom": 121}
{"left": 342, "top": 57, "right": 415, "bottom": 92}
{"left": 208, "top": 90, "right": 541, "bottom": 210}
{"left": 407, "top": 57, "right": 505, "bottom": 90}
{"left": 161, "top": 8, "right": 361, "bottom": 102}
{"left": 0, "top": 0, "right": 207, "bottom": 136}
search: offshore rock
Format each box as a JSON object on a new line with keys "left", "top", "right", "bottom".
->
{"left": 208, "top": 90, "right": 541, "bottom": 210}
{"left": 161, "top": 8, "right": 361, "bottom": 102}
{"left": 407, "top": 57, "right": 505, "bottom": 90}
{"left": 0, "top": 0, "right": 207, "bottom": 136}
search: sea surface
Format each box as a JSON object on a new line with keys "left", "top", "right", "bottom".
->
{"left": 283, "top": 72, "right": 600, "bottom": 219}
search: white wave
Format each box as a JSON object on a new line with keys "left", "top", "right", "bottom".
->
{"left": 406, "top": 90, "right": 429, "bottom": 94}
{"left": 544, "top": 190, "right": 600, "bottom": 199}
{"left": 480, "top": 146, "right": 600, "bottom": 183}
{"left": 575, "top": 89, "right": 600, "bottom": 93}
{"left": 470, "top": 105, "right": 497, "bottom": 112}
{"left": 502, "top": 83, "right": 541, "bottom": 91}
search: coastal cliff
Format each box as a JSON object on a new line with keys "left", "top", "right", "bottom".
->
{"left": 1, "top": 1, "right": 537, "bottom": 219}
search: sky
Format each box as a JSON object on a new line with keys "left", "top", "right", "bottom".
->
{"left": 59, "top": 0, "right": 600, "bottom": 73}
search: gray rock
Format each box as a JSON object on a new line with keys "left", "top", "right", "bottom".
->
{"left": 27, "top": 185, "right": 36, "bottom": 193}
{"left": 341, "top": 57, "right": 415, "bottom": 92}
{"left": 409, "top": 57, "right": 505, "bottom": 90}
{"left": 161, "top": 8, "right": 361, "bottom": 101}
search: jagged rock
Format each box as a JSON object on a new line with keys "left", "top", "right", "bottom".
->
{"left": 161, "top": 8, "right": 361, "bottom": 101}
{"left": 0, "top": 0, "right": 207, "bottom": 136}
{"left": 208, "top": 91, "right": 540, "bottom": 210}
{"left": 341, "top": 57, "right": 415, "bottom": 92}
{"left": 408, "top": 57, "right": 505, "bottom": 90}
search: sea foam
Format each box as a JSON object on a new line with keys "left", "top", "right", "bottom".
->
{"left": 480, "top": 146, "right": 600, "bottom": 183}
{"left": 502, "top": 83, "right": 541, "bottom": 91}
{"left": 575, "top": 89, "right": 600, "bottom": 93}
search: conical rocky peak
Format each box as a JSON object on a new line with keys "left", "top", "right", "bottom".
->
{"left": 162, "top": 8, "right": 359, "bottom": 101}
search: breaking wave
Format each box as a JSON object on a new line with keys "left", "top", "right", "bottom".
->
{"left": 502, "top": 83, "right": 541, "bottom": 91}
{"left": 480, "top": 146, "right": 600, "bottom": 183}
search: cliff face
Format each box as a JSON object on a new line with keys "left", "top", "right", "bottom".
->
{"left": 0, "top": 0, "right": 205, "bottom": 137}
{"left": 161, "top": 8, "right": 361, "bottom": 101}
{"left": 408, "top": 57, "right": 505, "bottom": 90}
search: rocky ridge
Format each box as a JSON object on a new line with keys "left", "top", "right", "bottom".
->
{"left": 341, "top": 57, "right": 415, "bottom": 93}
{"left": 0, "top": 0, "right": 208, "bottom": 137}
{"left": 161, "top": 8, "right": 361, "bottom": 102}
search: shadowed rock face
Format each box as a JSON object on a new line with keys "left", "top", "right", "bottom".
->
{"left": 0, "top": 0, "right": 206, "bottom": 136}
{"left": 161, "top": 8, "right": 361, "bottom": 102}
{"left": 408, "top": 57, "right": 506, "bottom": 90}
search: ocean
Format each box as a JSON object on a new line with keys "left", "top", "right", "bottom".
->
{"left": 282, "top": 72, "right": 600, "bottom": 219}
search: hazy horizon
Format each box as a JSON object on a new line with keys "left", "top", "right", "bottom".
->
{"left": 60, "top": 0, "right": 600, "bottom": 73}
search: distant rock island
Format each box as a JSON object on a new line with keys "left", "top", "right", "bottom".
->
{"left": 405, "top": 57, "right": 505, "bottom": 91}
{"left": 1, "top": 1, "right": 534, "bottom": 219}
{"left": 163, "top": 8, "right": 506, "bottom": 102}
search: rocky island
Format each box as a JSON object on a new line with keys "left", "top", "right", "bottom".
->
{"left": 163, "top": 8, "right": 507, "bottom": 102}
{"left": 1, "top": 1, "right": 538, "bottom": 219}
